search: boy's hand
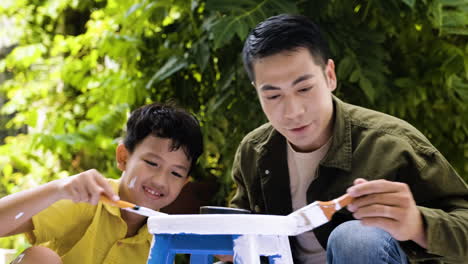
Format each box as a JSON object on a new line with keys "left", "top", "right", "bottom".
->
{"left": 56, "top": 169, "right": 119, "bottom": 205}
{"left": 346, "top": 178, "right": 427, "bottom": 248}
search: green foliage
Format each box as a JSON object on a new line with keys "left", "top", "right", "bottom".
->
{"left": 0, "top": 0, "right": 467, "bottom": 254}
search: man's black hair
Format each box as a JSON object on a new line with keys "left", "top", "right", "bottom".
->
{"left": 123, "top": 102, "right": 203, "bottom": 174}
{"left": 242, "top": 14, "right": 330, "bottom": 82}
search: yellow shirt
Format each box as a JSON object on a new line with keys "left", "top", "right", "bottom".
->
{"left": 26, "top": 179, "right": 152, "bottom": 264}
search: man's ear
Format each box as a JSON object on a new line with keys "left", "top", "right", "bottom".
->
{"left": 325, "top": 59, "right": 337, "bottom": 91}
{"left": 116, "top": 143, "right": 129, "bottom": 171}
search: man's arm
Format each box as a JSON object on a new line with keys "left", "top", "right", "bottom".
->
{"left": 347, "top": 150, "right": 468, "bottom": 261}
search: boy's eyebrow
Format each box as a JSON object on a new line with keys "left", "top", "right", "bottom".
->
{"left": 173, "top": 164, "right": 189, "bottom": 172}
{"left": 260, "top": 74, "right": 315, "bottom": 91}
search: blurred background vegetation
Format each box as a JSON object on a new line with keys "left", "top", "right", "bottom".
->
{"left": 0, "top": 0, "right": 467, "bottom": 255}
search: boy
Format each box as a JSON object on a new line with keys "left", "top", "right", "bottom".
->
{"left": 0, "top": 102, "right": 204, "bottom": 263}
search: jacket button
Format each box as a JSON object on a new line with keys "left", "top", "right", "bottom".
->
{"left": 265, "top": 170, "right": 270, "bottom": 175}
{"left": 254, "top": 205, "right": 261, "bottom": 212}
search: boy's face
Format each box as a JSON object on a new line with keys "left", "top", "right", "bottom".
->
{"left": 117, "top": 135, "right": 190, "bottom": 211}
{"left": 253, "top": 47, "right": 337, "bottom": 152}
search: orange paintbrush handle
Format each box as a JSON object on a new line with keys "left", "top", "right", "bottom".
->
{"left": 318, "top": 193, "right": 354, "bottom": 220}
{"left": 318, "top": 193, "right": 354, "bottom": 207}
{"left": 336, "top": 193, "right": 354, "bottom": 208}
{"left": 100, "top": 195, "right": 136, "bottom": 209}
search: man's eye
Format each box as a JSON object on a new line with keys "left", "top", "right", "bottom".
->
{"left": 171, "top": 172, "right": 183, "bottom": 178}
{"left": 144, "top": 160, "right": 158, "bottom": 167}
{"left": 299, "top": 87, "right": 312, "bottom": 92}
{"left": 266, "top": 95, "right": 280, "bottom": 100}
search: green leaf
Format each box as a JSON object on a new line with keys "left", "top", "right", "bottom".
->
{"left": 211, "top": 17, "right": 242, "bottom": 49}
{"left": 206, "top": 0, "right": 298, "bottom": 49}
{"left": 145, "top": 57, "right": 188, "bottom": 89}
{"left": 194, "top": 39, "right": 211, "bottom": 71}
{"left": 401, "top": 0, "right": 416, "bottom": 8}
{"left": 125, "top": 3, "right": 143, "bottom": 18}
{"left": 349, "top": 69, "right": 361, "bottom": 83}
{"left": 394, "top": 78, "right": 415, "bottom": 88}
{"left": 337, "top": 56, "right": 354, "bottom": 79}
{"left": 453, "top": 76, "right": 468, "bottom": 100}
{"left": 359, "top": 77, "right": 375, "bottom": 103}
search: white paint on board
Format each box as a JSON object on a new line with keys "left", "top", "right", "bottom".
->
{"left": 15, "top": 212, "right": 24, "bottom": 220}
{"left": 147, "top": 214, "right": 299, "bottom": 236}
{"left": 233, "top": 234, "right": 261, "bottom": 264}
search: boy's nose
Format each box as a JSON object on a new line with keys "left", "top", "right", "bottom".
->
{"left": 149, "top": 174, "right": 168, "bottom": 193}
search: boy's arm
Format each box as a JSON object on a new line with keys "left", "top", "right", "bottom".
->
{"left": 0, "top": 169, "right": 118, "bottom": 237}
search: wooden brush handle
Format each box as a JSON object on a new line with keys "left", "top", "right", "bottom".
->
{"left": 318, "top": 193, "right": 354, "bottom": 220}
{"left": 336, "top": 193, "right": 354, "bottom": 208}
{"left": 100, "top": 195, "right": 135, "bottom": 209}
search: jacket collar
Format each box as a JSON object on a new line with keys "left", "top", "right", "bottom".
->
{"left": 321, "top": 95, "right": 352, "bottom": 172}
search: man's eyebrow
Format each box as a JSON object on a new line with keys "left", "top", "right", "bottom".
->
{"left": 260, "top": 84, "right": 281, "bottom": 91}
{"left": 292, "top": 74, "right": 314, "bottom": 86}
{"left": 260, "top": 74, "right": 315, "bottom": 91}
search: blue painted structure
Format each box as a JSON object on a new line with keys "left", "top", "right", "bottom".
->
{"left": 147, "top": 234, "right": 281, "bottom": 264}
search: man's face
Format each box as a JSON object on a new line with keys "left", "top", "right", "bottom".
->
{"left": 253, "top": 47, "right": 337, "bottom": 152}
{"left": 117, "top": 136, "right": 190, "bottom": 211}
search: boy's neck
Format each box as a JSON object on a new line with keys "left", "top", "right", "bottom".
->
{"left": 120, "top": 209, "right": 147, "bottom": 238}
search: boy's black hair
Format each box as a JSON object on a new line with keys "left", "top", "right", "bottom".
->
{"left": 242, "top": 14, "right": 330, "bottom": 82}
{"left": 123, "top": 102, "right": 203, "bottom": 174}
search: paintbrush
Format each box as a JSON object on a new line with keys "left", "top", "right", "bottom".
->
{"left": 288, "top": 193, "right": 354, "bottom": 235}
{"left": 100, "top": 195, "right": 167, "bottom": 217}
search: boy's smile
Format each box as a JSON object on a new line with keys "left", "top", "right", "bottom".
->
{"left": 117, "top": 135, "right": 191, "bottom": 212}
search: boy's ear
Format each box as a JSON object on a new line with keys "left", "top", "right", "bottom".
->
{"left": 116, "top": 143, "right": 129, "bottom": 171}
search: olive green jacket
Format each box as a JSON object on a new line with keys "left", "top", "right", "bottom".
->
{"left": 230, "top": 96, "right": 468, "bottom": 263}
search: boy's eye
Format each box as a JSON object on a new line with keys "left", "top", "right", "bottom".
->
{"left": 171, "top": 171, "right": 183, "bottom": 178}
{"left": 144, "top": 160, "right": 158, "bottom": 167}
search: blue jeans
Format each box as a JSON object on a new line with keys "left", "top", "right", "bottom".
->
{"left": 327, "top": 220, "right": 408, "bottom": 264}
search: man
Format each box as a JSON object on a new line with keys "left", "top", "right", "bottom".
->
{"left": 230, "top": 14, "right": 468, "bottom": 263}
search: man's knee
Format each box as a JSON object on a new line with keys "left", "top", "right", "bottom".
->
{"left": 327, "top": 220, "right": 407, "bottom": 264}
{"left": 328, "top": 220, "right": 389, "bottom": 250}
{"left": 11, "top": 246, "right": 62, "bottom": 264}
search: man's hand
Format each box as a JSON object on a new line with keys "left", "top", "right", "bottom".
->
{"left": 347, "top": 178, "right": 427, "bottom": 248}
{"left": 56, "top": 169, "right": 119, "bottom": 205}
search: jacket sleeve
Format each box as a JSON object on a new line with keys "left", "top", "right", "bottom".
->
{"left": 402, "top": 150, "right": 468, "bottom": 263}
{"left": 229, "top": 140, "right": 252, "bottom": 211}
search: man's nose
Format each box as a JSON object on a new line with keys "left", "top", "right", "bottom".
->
{"left": 284, "top": 97, "right": 304, "bottom": 120}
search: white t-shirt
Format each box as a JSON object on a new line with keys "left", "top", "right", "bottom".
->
{"left": 287, "top": 138, "right": 332, "bottom": 264}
